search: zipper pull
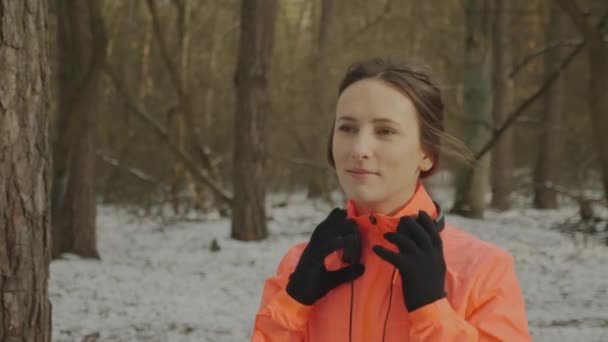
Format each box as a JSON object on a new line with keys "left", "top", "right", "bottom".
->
{"left": 369, "top": 213, "right": 377, "bottom": 225}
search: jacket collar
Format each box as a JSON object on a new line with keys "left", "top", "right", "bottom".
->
{"left": 345, "top": 183, "right": 439, "bottom": 233}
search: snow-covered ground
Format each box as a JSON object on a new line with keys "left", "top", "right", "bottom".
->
{"left": 50, "top": 190, "right": 608, "bottom": 341}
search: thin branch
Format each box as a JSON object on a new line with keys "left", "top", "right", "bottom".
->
{"left": 510, "top": 39, "right": 583, "bottom": 78}
{"left": 554, "top": 0, "right": 587, "bottom": 31}
{"left": 476, "top": 8, "right": 608, "bottom": 161}
{"left": 511, "top": 6, "right": 608, "bottom": 78}
{"left": 449, "top": 113, "right": 494, "bottom": 132}
{"left": 145, "top": 0, "right": 186, "bottom": 100}
{"left": 556, "top": 1, "right": 608, "bottom": 33}
{"left": 475, "top": 41, "right": 585, "bottom": 161}
{"left": 97, "top": 151, "right": 161, "bottom": 185}
{"left": 285, "top": 0, "right": 392, "bottom": 78}
{"left": 103, "top": 62, "right": 233, "bottom": 205}
{"left": 145, "top": 0, "right": 229, "bottom": 205}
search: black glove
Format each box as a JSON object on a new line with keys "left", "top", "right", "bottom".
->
{"left": 286, "top": 208, "right": 365, "bottom": 305}
{"left": 373, "top": 211, "right": 446, "bottom": 312}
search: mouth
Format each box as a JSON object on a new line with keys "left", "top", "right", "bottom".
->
{"left": 346, "top": 169, "right": 379, "bottom": 177}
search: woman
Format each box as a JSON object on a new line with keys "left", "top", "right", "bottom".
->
{"left": 252, "top": 58, "right": 531, "bottom": 341}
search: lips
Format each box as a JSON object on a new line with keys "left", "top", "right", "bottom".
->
{"left": 346, "top": 168, "right": 379, "bottom": 176}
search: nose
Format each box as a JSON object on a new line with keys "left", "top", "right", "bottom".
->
{"left": 351, "top": 132, "right": 373, "bottom": 160}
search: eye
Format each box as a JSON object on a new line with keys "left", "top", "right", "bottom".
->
{"left": 338, "top": 124, "right": 357, "bottom": 133}
{"left": 376, "top": 127, "right": 397, "bottom": 136}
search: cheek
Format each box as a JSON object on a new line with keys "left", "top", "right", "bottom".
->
{"left": 381, "top": 141, "right": 421, "bottom": 172}
{"left": 332, "top": 135, "right": 347, "bottom": 164}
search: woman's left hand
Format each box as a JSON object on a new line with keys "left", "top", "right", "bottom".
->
{"left": 373, "top": 211, "right": 446, "bottom": 312}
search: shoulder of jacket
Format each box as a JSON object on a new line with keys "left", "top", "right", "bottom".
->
{"left": 276, "top": 242, "right": 308, "bottom": 274}
{"left": 443, "top": 224, "right": 514, "bottom": 277}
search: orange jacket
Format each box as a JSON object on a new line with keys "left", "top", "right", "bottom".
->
{"left": 253, "top": 185, "right": 531, "bottom": 341}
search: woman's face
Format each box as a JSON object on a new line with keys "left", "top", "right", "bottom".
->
{"left": 332, "top": 78, "right": 433, "bottom": 215}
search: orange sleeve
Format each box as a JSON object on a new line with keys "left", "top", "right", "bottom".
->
{"left": 407, "top": 250, "right": 532, "bottom": 341}
{"left": 252, "top": 244, "right": 311, "bottom": 342}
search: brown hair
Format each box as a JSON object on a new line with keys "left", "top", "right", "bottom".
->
{"left": 327, "top": 57, "right": 472, "bottom": 179}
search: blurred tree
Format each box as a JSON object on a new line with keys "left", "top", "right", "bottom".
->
{"left": 490, "top": 0, "right": 514, "bottom": 210}
{"left": 231, "top": 0, "right": 278, "bottom": 240}
{"left": 0, "top": 0, "right": 52, "bottom": 339}
{"left": 59, "top": 0, "right": 604, "bottom": 223}
{"left": 96, "top": 1, "right": 142, "bottom": 204}
{"left": 556, "top": 0, "right": 608, "bottom": 204}
{"left": 146, "top": 0, "right": 230, "bottom": 215}
{"left": 452, "top": 0, "right": 493, "bottom": 218}
{"left": 52, "top": 0, "right": 106, "bottom": 259}
{"left": 307, "top": 0, "right": 333, "bottom": 200}
{"left": 534, "top": 1, "right": 564, "bottom": 209}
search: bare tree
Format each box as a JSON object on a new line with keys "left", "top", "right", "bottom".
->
{"left": 555, "top": 0, "right": 608, "bottom": 204}
{"left": 52, "top": 0, "right": 107, "bottom": 259}
{"left": 232, "top": 0, "right": 278, "bottom": 240}
{"left": 146, "top": 0, "right": 229, "bottom": 214}
{"left": 0, "top": 0, "right": 52, "bottom": 340}
{"left": 534, "top": 1, "right": 564, "bottom": 209}
{"left": 452, "top": 0, "right": 493, "bottom": 218}
{"left": 490, "top": 0, "right": 514, "bottom": 210}
{"left": 307, "top": 0, "right": 334, "bottom": 200}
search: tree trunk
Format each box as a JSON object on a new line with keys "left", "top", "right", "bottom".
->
{"left": 586, "top": 23, "right": 608, "bottom": 204}
{"left": 307, "top": 0, "right": 333, "bottom": 200}
{"left": 52, "top": 0, "right": 106, "bottom": 259}
{"left": 490, "top": 0, "right": 513, "bottom": 211}
{"left": 147, "top": 0, "right": 229, "bottom": 215}
{"left": 452, "top": 0, "right": 492, "bottom": 218}
{"left": 534, "top": 2, "right": 563, "bottom": 209}
{"left": 203, "top": 4, "right": 221, "bottom": 137}
{"left": 231, "top": 0, "right": 277, "bottom": 240}
{"left": 0, "top": 0, "right": 52, "bottom": 340}
{"left": 556, "top": 1, "right": 608, "bottom": 204}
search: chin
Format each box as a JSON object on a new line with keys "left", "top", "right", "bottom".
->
{"left": 345, "top": 188, "right": 384, "bottom": 205}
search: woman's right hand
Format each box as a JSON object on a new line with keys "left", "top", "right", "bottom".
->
{"left": 286, "top": 208, "right": 365, "bottom": 305}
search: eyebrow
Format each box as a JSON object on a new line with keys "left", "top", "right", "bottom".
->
{"left": 337, "top": 116, "right": 399, "bottom": 125}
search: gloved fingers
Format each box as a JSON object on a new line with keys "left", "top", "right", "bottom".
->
{"left": 323, "top": 234, "right": 350, "bottom": 254}
{"left": 372, "top": 245, "right": 403, "bottom": 267}
{"left": 331, "top": 218, "right": 359, "bottom": 236}
{"left": 418, "top": 210, "right": 442, "bottom": 248}
{"left": 307, "top": 234, "right": 360, "bottom": 263}
{"left": 383, "top": 232, "right": 419, "bottom": 254}
{"left": 325, "top": 208, "right": 348, "bottom": 224}
{"left": 324, "top": 263, "right": 365, "bottom": 289}
{"left": 315, "top": 211, "right": 356, "bottom": 237}
{"left": 323, "top": 218, "right": 359, "bottom": 247}
{"left": 398, "top": 216, "right": 432, "bottom": 250}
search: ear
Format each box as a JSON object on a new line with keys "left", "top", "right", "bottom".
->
{"left": 419, "top": 152, "right": 434, "bottom": 172}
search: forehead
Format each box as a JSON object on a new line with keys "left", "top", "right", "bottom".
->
{"left": 335, "top": 78, "right": 417, "bottom": 124}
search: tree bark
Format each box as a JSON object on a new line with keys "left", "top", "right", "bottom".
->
{"left": 490, "top": 0, "right": 514, "bottom": 210}
{"left": 307, "top": 0, "right": 333, "bottom": 200}
{"left": 555, "top": 1, "right": 608, "bottom": 204}
{"left": 231, "top": 0, "right": 278, "bottom": 240}
{"left": 52, "top": 0, "right": 106, "bottom": 259}
{"left": 0, "top": 0, "right": 52, "bottom": 340}
{"left": 452, "top": 0, "right": 492, "bottom": 218}
{"left": 534, "top": 2, "right": 563, "bottom": 209}
{"left": 147, "top": 0, "right": 229, "bottom": 214}
{"left": 585, "top": 20, "right": 608, "bottom": 205}
{"left": 203, "top": 9, "right": 220, "bottom": 140}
